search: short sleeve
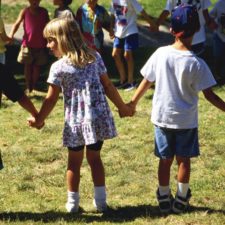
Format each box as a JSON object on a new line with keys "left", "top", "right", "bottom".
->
{"left": 140, "top": 51, "right": 157, "bottom": 82}
{"left": 95, "top": 53, "right": 107, "bottom": 76}
{"left": 192, "top": 59, "right": 216, "bottom": 91}
{"left": 130, "top": 0, "right": 143, "bottom": 14}
{"left": 47, "top": 61, "right": 63, "bottom": 87}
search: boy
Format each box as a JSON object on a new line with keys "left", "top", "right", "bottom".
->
{"left": 110, "top": 0, "right": 156, "bottom": 91}
{"left": 156, "top": 0, "right": 216, "bottom": 57}
{"left": 128, "top": 4, "right": 225, "bottom": 214}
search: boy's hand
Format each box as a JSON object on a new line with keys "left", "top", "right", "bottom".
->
{"left": 27, "top": 116, "right": 45, "bottom": 129}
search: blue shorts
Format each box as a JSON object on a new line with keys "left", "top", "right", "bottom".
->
{"left": 154, "top": 126, "right": 199, "bottom": 159}
{"left": 113, "top": 33, "right": 139, "bottom": 51}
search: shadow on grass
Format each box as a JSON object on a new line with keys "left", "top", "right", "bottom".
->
{"left": 0, "top": 204, "right": 224, "bottom": 223}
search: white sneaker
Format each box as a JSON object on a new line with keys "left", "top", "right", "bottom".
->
{"left": 65, "top": 200, "right": 79, "bottom": 213}
{"left": 93, "top": 199, "right": 107, "bottom": 212}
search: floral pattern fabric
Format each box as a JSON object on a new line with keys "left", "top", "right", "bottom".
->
{"left": 47, "top": 53, "right": 117, "bottom": 147}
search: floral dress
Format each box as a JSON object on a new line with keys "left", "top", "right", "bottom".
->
{"left": 47, "top": 53, "right": 117, "bottom": 147}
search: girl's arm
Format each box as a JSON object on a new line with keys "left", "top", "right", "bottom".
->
{"left": 100, "top": 73, "right": 133, "bottom": 117}
{"left": 9, "top": 8, "right": 26, "bottom": 38}
{"left": 28, "top": 84, "right": 60, "bottom": 128}
{"left": 129, "top": 78, "right": 152, "bottom": 111}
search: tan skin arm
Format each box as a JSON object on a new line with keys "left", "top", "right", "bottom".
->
{"left": 100, "top": 73, "right": 133, "bottom": 117}
{"left": 140, "top": 9, "right": 157, "bottom": 31}
{"left": 203, "top": 9, "right": 217, "bottom": 30}
{"left": 28, "top": 84, "right": 60, "bottom": 128}
{"left": 203, "top": 88, "right": 225, "bottom": 111}
{"left": 9, "top": 8, "right": 26, "bottom": 38}
{"left": 129, "top": 78, "right": 153, "bottom": 111}
{"left": 156, "top": 10, "right": 170, "bottom": 31}
{"left": 18, "top": 94, "right": 38, "bottom": 117}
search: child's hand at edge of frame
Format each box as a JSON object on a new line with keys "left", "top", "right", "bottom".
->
{"left": 27, "top": 116, "right": 45, "bottom": 130}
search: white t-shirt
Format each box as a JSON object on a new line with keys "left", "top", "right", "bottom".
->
{"left": 110, "top": 0, "right": 143, "bottom": 38}
{"left": 165, "top": 0, "right": 211, "bottom": 45}
{"left": 210, "top": 0, "right": 225, "bottom": 42}
{"left": 141, "top": 46, "right": 216, "bottom": 129}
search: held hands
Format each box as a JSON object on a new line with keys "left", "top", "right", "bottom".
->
{"left": 27, "top": 116, "right": 45, "bottom": 130}
{"left": 118, "top": 102, "right": 136, "bottom": 118}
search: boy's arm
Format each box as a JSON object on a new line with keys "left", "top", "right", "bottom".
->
{"left": 156, "top": 10, "right": 170, "bottom": 31}
{"left": 129, "top": 78, "right": 152, "bottom": 110}
{"left": 203, "top": 88, "right": 225, "bottom": 111}
{"left": 203, "top": 9, "right": 217, "bottom": 30}
{"left": 18, "top": 94, "right": 38, "bottom": 117}
{"left": 140, "top": 9, "right": 157, "bottom": 31}
{"left": 9, "top": 8, "right": 25, "bottom": 38}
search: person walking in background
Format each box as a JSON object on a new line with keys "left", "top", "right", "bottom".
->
{"left": 110, "top": 0, "right": 156, "bottom": 91}
{"left": 128, "top": 4, "right": 225, "bottom": 214}
{"left": 9, "top": 0, "right": 49, "bottom": 93}
{"left": 28, "top": 18, "right": 131, "bottom": 213}
{"left": 53, "top": 0, "right": 75, "bottom": 19}
{"left": 76, "top": 0, "right": 114, "bottom": 53}
{"left": 210, "top": 0, "right": 225, "bottom": 85}
{"left": 156, "top": 0, "right": 216, "bottom": 58}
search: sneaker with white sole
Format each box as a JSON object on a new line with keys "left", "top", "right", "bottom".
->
{"left": 172, "top": 189, "right": 192, "bottom": 214}
{"left": 93, "top": 199, "right": 108, "bottom": 212}
{"left": 123, "top": 82, "right": 137, "bottom": 91}
{"left": 156, "top": 188, "right": 174, "bottom": 214}
{"left": 65, "top": 200, "right": 79, "bottom": 213}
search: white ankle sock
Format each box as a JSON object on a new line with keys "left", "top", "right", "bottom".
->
{"left": 94, "top": 186, "right": 106, "bottom": 201}
{"left": 158, "top": 185, "right": 170, "bottom": 196}
{"left": 177, "top": 182, "right": 189, "bottom": 198}
{"left": 67, "top": 191, "right": 79, "bottom": 203}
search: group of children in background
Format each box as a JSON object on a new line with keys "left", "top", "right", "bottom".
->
{"left": 1, "top": 0, "right": 225, "bottom": 215}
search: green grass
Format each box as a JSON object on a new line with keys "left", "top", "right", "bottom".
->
{"left": 0, "top": 0, "right": 225, "bottom": 224}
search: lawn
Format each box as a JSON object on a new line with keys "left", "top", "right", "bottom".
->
{"left": 0, "top": 0, "right": 225, "bottom": 225}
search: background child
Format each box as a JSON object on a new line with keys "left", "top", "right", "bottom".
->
{"left": 0, "top": 63, "right": 39, "bottom": 169}
{"left": 76, "top": 0, "right": 114, "bottom": 53}
{"left": 210, "top": 0, "right": 225, "bottom": 84}
{"left": 110, "top": 0, "right": 156, "bottom": 91}
{"left": 128, "top": 4, "right": 225, "bottom": 214}
{"left": 28, "top": 17, "right": 131, "bottom": 213}
{"left": 9, "top": 0, "right": 49, "bottom": 93}
{"left": 156, "top": 0, "right": 217, "bottom": 58}
{"left": 53, "top": 0, "right": 75, "bottom": 19}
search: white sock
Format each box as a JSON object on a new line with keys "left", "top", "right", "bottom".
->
{"left": 67, "top": 191, "right": 79, "bottom": 203}
{"left": 158, "top": 185, "right": 170, "bottom": 196}
{"left": 177, "top": 182, "right": 189, "bottom": 198}
{"left": 94, "top": 186, "right": 106, "bottom": 201}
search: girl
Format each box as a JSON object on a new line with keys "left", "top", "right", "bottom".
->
{"left": 9, "top": 0, "right": 49, "bottom": 93}
{"left": 28, "top": 17, "right": 132, "bottom": 213}
{"left": 53, "top": 0, "right": 75, "bottom": 19}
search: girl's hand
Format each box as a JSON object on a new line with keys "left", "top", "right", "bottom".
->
{"left": 27, "top": 117, "right": 45, "bottom": 129}
{"left": 118, "top": 104, "right": 135, "bottom": 118}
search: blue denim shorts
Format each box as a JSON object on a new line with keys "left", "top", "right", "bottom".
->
{"left": 113, "top": 33, "right": 139, "bottom": 51}
{"left": 154, "top": 126, "right": 199, "bottom": 159}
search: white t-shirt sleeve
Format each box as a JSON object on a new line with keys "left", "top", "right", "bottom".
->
{"left": 165, "top": 0, "right": 174, "bottom": 12}
{"left": 140, "top": 51, "right": 158, "bottom": 82}
{"left": 47, "top": 61, "right": 63, "bottom": 87}
{"left": 193, "top": 59, "right": 216, "bottom": 91}
{"left": 130, "top": 0, "right": 144, "bottom": 14}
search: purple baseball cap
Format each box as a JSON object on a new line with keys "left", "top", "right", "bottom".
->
{"left": 171, "top": 4, "right": 200, "bottom": 38}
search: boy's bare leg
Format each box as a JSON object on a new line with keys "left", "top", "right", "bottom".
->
{"left": 112, "top": 48, "right": 127, "bottom": 83}
{"left": 124, "top": 50, "right": 134, "bottom": 84}
{"left": 158, "top": 158, "right": 174, "bottom": 186}
{"left": 176, "top": 156, "right": 190, "bottom": 183}
{"left": 24, "top": 64, "right": 32, "bottom": 92}
{"left": 32, "top": 64, "right": 41, "bottom": 91}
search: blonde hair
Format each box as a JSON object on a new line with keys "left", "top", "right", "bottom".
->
{"left": 43, "top": 17, "right": 96, "bottom": 67}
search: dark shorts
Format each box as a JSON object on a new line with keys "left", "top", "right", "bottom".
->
{"left": 154, "top": 126, "right": 199, "bottom": 159}
{"left": 0, "top": 63, "right": 24, "bottom": 102}
{"left": 68, "top": 140, "right": 104, "bottom": 152}
{"left": 113, "top": 33, "right": 139, "bottom": 51}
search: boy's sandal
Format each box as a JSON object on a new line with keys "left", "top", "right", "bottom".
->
{"left": 172, "top": 189, "right": 192, "bottom": 214}
{"left": 156, "top": 189, "right": 174, "bottom": 214}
